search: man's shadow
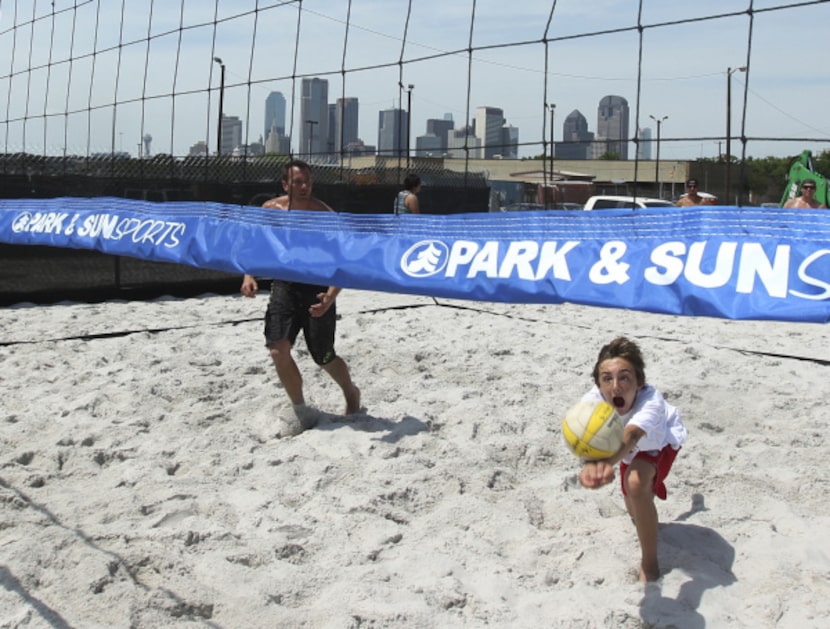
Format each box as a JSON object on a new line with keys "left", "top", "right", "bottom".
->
{"left": 639, "top": 493, "right": 736, "bottom": 629}
{"left": 315, "top": 411, "right": 431, "bottom": 443}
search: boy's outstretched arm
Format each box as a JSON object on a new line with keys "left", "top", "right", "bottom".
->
{"left": 578, "top": 424, "right": 645, "bottom": 489}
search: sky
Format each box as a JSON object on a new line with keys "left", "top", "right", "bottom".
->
{"left": 1, "top": 0, "right": 828, "bottom": 161}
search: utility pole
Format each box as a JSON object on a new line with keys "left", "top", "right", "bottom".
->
{"left": 725, "top": 65, "right": 747, "bottom": 205}
{"left": 549, "top": 103, "right": 556, "bottom": 184}
{"left": 649, "top": 114, "right": 668, "bottom": 198}
{"left": 213, "top": 57, "right": 225, "bottom": 156}
{"left": 305, "top": 119, "right": 318, "bottom": 161}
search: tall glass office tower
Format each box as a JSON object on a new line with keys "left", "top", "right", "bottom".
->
{"left": 597, "top": 95, "right": 630, "bottom": 159}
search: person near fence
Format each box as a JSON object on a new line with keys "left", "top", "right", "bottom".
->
{"left": 675, "top": 178, "right": 705, "bottom": 207}
{"left": 783, "top": 178, "right": 826, "bottom": 209}
{"left": 393, "top": 173, "right": 422, "bottom": 215}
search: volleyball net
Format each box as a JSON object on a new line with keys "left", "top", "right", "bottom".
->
{"left": 0, "top": 1, "right": 828, "bottom": 320}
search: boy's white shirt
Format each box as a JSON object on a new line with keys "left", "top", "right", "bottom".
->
{"left": 583, "top": 384, "right": 687, "bottom": 464}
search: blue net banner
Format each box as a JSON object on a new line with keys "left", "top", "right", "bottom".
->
{"left": 1, "top": 197, "right": 829, "bottom": 322}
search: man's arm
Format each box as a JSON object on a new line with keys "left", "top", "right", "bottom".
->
{"left": 309, "top": 197, "right": 334, "bottom": 212}
{"left": 310, "top": 286, "right": 341, "bottom": 317}
{"left": 241, "top": 274, "right": 258, "bottom": 297}
{"left": 263, "top": 194, "right": 290, "bottom": 210}
{"left": 405, "top": 193, "right": 420, "bottom": 213}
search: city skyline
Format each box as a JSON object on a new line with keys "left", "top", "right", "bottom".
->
{"left": 192, "top": 86, "right": 652, "bottom": 164}
{"left": 0, "top": 1, "right": 827, "bottom": 161}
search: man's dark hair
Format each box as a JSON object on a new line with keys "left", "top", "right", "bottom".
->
{"left": 686, "top": 178, "right": 698, "bottom": 187}
{"left": 282, "top": 159, "right": 312, "bottom": 182}
{"left": 403, "top": 173, "right": 421, "bottom": 191}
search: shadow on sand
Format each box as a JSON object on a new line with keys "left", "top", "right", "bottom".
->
{"left": 640, "top": 494, "right": 736, "bottom": 628}
{"left": 315, "top": 411, "right": 431, "bottom": 444}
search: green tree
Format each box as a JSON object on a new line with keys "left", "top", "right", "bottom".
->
{"left": 743, "top": 155, "right": 789, "bottom": 203}
{"left": 812, "top": 149, "right": 830, "bottom": 176}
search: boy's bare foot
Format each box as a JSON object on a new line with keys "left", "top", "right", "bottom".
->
{"left": 345, "top": 385, "right": 361, "bottom": 415}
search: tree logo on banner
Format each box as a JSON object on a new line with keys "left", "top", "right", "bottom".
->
{"left": 401, "top": 240, "right": 450, "bottom": 278}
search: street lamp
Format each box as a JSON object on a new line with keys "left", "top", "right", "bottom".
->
{"left": 549, "top": 103, "right": 556, "bottom": 188}
{"left": 725, "top": 65, "right": 747, "bottom": 205}
{"left": 406, "top": 84, "right": 414, "bottom": 168}
{"left": 305, "top": 119, "right": 318, "bottom": 160}
{"left": 213, "top": 57, "right": 225, "bottom": 156}
{"left": 649, "top": 114, "right": 668, "bottom": 198}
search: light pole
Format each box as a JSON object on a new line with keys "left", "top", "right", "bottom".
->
{"left": 649, "top": 114, "right": 668, "bottom": 198}
{"left": 406, "top": 84, "right": 414, "bottom": 168}
{"left": 305, "top": 119, "right": 318, "bottom": 161}
{"left": 549, "top": 103, "right": 556, "bottom": 189}
{"left": 725, "top": 65, "right": 747, "bottom": 205}
{"left": 213, "top": 57, "right": 225, "bottom": 156}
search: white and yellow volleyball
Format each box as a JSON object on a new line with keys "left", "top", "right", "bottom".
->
{"left": 562, "top": 399, "right": 624, "bottom": 460}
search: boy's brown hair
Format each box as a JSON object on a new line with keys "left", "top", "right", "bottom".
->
{"left": 592, "top": 336, "right": 646, "bottom": 387}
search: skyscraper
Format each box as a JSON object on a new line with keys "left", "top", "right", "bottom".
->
{"left": 300, "top": 78, "right": 329, "bottom": 159}
{"left": 474, "top": 106, "right": 505, "bottom": 158}
{"left": 378, "top": 108, "right": 407, "bottom": 157}
{"left": 557, "top": 109, "right": 594, "bottom": 160}
{"left": 637, "top": 127, "right": 653, "bottom": 160}
{"left": 220, "top": 115, "right": 243, "bottom": 156}
{"left": 427, "top": 118, "right": 453, "bottom": 151}
{"left": 335, "top": 97, "right": 359, "bottom": 156}
{"left": 500, "top": 124, "right": 519, "bottom": 159}
{"left": 596, "top": 95, "right": 630, "bottom": 159}
{"left": 264, "top": 91, "right": 286, "bottom": 141}
{"left": 328, "top": 104, "right": 337, "bottom": 156}
{"left": 416, "top": 117, "right": 453, "bottom": 157}
{"left": 446, "top": 125, "right": 481, "bottom": 158}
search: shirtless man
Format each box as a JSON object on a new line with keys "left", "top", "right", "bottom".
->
{"left": 783, "top": 179, "right": 827, "bottom": 209}
{"left": 675, "top": 178, "right": 704, "bottom": 207}
{"left": 241, "top": 159, "right": 360, "bottom": 428}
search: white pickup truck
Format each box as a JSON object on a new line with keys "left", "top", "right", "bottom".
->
{"left": 583, "top": 195, "right": 674, "bottom": 210}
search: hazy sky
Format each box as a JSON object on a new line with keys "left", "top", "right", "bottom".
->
{"left": 1, "top": 0, "right": 828, "bottom": 160}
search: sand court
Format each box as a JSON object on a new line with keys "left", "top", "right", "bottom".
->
{"left": 1, "top": 289, "right": 829, "bottom": 627}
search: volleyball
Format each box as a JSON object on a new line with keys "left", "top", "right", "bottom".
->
{"left": 562, "top": 399, "right": 624, "bottom": 460}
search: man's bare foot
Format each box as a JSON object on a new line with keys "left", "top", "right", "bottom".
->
{"left": 640, "top": 563, "right": 661, "bottom": 583}
{"left": 345, "top": 385, "right": 361, "bottom": 415}
{"left": 292, "top": 403, "right": 320, "bottom": 430}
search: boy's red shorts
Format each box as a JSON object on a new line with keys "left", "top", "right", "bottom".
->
{"left": 620, "top": 445, "right": 680, "bottom": 500}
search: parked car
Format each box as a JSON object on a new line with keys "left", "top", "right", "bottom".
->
{"left": 500, "top": 202, "right": 582, "bottom": 211}
{"left": 583, "top": 195, "right": 674, "bottom": 211}
{"left": 501, "top": 203, "right": 546, "bottom": 212}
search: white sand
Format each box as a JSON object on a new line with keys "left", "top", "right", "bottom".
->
{"left": 1, "top": 289, "right": 829, "bottom": 628}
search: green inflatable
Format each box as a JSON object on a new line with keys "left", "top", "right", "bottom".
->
{"left": 779, "top": 150, "right": 829, "bottom": 207}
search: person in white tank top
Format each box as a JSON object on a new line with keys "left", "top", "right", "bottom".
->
{"left": 393, "top": 173, "right": 421, "bottom": 214}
